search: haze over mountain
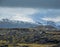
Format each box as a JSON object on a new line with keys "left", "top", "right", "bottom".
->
{"left": 0, "top": 19, "right": 39, "bottom": 28}
{"left": 0, "top": 18, "right": 60, "bottom": 29}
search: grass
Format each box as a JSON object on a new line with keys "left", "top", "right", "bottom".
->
{"left": 17, "top": 43, "right": 56, "bottom": 47}
{"left": 0, "top": 43, "right": 56, "bottom": 47}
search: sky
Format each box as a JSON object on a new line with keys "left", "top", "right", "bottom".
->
{"left": 0, "top": 0, "right": 60, "bottom": 24}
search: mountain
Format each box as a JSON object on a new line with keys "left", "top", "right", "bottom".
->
{"left": 0, "top": 18, "right": 60, "bottom": 30}
{"left": 46, "top": 21, "right": 60, "bottom": 30}
{"left": 34, "top": 21, "right": 59, "bottom": 31}
{"left": 0, "top": 19, "right": 39, "bottom": 28}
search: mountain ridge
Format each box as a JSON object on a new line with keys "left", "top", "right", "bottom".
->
{"left": 0, "top": 19, "right": 38, "bottom": 28}
{"left": 0, "top": 19, "right": 60, "bottom": 30}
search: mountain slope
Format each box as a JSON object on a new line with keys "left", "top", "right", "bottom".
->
{"left": 0, "top": 19, "right": 60, "bottom": 30}
{"left": 0, "top": 19, "right": 38, "bottom": 28}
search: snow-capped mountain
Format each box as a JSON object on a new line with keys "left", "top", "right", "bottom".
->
{"left": 0, "top": 18, "right": 60, "bottom": 30}
{"left": 0, "top": 19, "right": 39, "bottom": 28}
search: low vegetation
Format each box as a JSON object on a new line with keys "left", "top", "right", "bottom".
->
{"left": 0, "top": 27, "right": 60, "bottom": 47}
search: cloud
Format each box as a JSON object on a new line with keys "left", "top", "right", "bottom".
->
{"left": 29, "top": 9, "right": 60, "bottom": 23}
{"left": 11, "top": 14, "right": 35, "bottom": 23}
{"left": 42, "top": 17, "right": 60, "bottom": 22}
{"left": 0, "top": 7, "right": 60, "bottom": 23}
{"left": 0, "top": 7, "right": 38, "bottom": 23}
{"left": 0, "top": 0, "right": 60, "bottom": 9}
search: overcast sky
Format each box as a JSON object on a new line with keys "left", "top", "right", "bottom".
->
{"left": 0, "top": 0, "right": 60, "bottom": 23}
{"left": 0, "top": 0, "right": 60, "bottom": 9}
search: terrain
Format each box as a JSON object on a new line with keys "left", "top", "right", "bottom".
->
{"left": 0, "top": 26, "right": 60, "bottom": 47}
{"left": 0, "top": 19, "right": 60, "bottom": 47}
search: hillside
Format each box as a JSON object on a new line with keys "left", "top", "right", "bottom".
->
{"left": 0, "top": 19, "right": 38, "bottom": 28}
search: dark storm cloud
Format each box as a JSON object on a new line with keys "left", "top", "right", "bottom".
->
{"left": 0, "top": 0, "right": 60, "bottom": 9}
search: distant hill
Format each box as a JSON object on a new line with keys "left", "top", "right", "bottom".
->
{"left": 0, "top": 19, "right": 60, "bottom": 30}
{"left": 0, "top": 19, "right": 38, "bottom": 28}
